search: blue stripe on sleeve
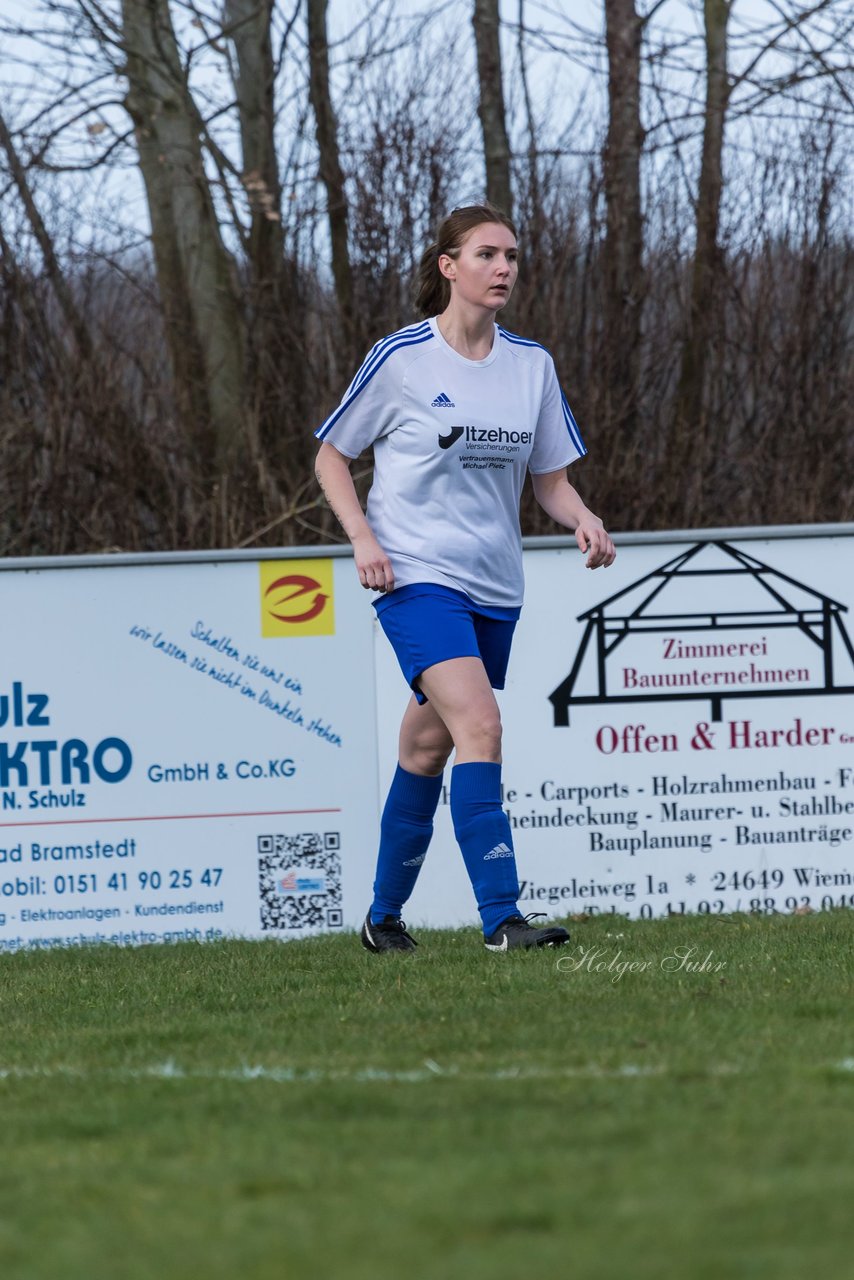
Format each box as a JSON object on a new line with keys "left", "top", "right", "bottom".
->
{"left": 350, "top": 321, "right": 431, "bottom": 396}
{"left": 500, "top": 326, "right": 587, "bottom": 456}
{"left": 498, "top": 326, "right": 545, "bottom": 351}
{"left": 560, "top": 390, "right": 587, "bottom": 456}
{"left": 315, "top": 327, "right": 434, "bottom": 441}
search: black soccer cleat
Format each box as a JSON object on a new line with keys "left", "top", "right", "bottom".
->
{"left": 360, "top": 912, "right": 418, "bottom": 954}
{"left": 484, "top": 913, "right": 570, "bottom": 952}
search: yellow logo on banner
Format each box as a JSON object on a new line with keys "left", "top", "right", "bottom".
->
{"left": 260, "top": 560, "right": 335, "bottom": 637}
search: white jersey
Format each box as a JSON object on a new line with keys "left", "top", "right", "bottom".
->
{"left": 315, "top": 316, "right": 586, "bottom": 608}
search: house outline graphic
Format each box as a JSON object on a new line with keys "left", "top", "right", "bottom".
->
{"left": 549, "top": 540, "right": 854, "bottom": 726}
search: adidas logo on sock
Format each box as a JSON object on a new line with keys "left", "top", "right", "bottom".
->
{"left": 483, "top": 842, "right": 514, "bottom": 860}
{"left": 431, "top": 391, "right": 455, "bottom": 408}
{"left": 402, "top": 854, "right": 426, "bottom": 867}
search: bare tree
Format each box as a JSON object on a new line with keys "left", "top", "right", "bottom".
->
{"left": 514, "top": 0, "right": 541, "bottom": 234}
{"left": 0, "top": 107, "right": 93, "bottom": 363}
{"left": 225, "top": 0, "right": 286, "bottom": 304}
{"left": 472, "top": 0, "right": 513, "bottom": 213}
{"left": 602, "top": 0, "right": 647, "bottom": 438}
{"left": 0, "top": 0, "right": 851, "bottom": 555}
{"left": 674, "top": 0, "right": 733, "bottom": 439}
{"left": 121, "top": 0, "right": 248, "bottom": 469}
{"left": 224, "top": 0, "right": 306, "bottom": 481}
{"left": 307, "top": 0, "right": 354, "bottom": 327}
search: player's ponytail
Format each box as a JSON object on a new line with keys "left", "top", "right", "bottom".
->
{"left": 415, "top": 242, "right": 447, "bottom": 317}
{"left": 414, "top": 203, "right": 517, "bottom": 317}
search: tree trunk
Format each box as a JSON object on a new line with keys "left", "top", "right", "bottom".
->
{"left": 676, "top": 0, "right": 733, "bottom": 431}
{"left": 121, "top": 0, "right": 247, "bottom": 470}
{"left": 225, "top": 0, "right": 285, "bottom": 294}
{"left": 602, "top": 0, "right": 644, "bottom": 437}
{"left": 472, "top": 0, "right": 513, "bottom": 214}
{"left": 0, "top": 108, "right": 93, "bottom": 363}
{"left": 225, "top": 0, "right": 302, "bottom": 479}
{"left": 307, "top": 0, "right": 353, "bottom": 328}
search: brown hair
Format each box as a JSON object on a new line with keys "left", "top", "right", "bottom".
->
{"left": 414, "top": 203, "right": 518, "bottom": 317}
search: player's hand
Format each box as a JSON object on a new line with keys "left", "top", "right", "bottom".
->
{"left": 352, "top": 531, "right": 395, "bottom": 592}
{"left": 575, "top": 517, "right": 616, "bottom": 569}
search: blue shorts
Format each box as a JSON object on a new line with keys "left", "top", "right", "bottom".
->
{"left": 374, "top": 585, "right": 519, "bottom": 705}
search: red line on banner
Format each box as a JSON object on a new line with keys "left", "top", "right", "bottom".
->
{"left": 0, "top": 808, "right": 342, "bottom": 830}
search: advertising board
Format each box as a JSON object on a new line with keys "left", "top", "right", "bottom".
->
{"left": 0, "top": 552, "right": 379, "bottom": 950}
{"left": 3, "top": 525, "right": 853, "bottom": 947}
{"left": 375, "top": 529, "right": 854, "bottom": 924}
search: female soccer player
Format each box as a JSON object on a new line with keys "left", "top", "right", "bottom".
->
{"left": 314, "top": 203, "right": 615, "bottom": 952}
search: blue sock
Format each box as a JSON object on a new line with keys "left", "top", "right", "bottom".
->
{"left": 450, "top": 762, "right": 520, "bottom": 936}
{"left": 370, "top": 765, "right": 444, "bottom": 923}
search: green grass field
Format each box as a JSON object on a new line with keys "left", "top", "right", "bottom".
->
{"left": 2, "top": 910, "right": 854, "bottom": 1279}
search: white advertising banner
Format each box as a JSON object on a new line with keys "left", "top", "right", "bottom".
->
{"left": 376, "top": 530, "right": 854, "bottom": 924}
{"left": 3, "top": 526, "right": 854, "bottom": 948}
{"left": 0, "top": 553, "right": 379, "bottom": 951}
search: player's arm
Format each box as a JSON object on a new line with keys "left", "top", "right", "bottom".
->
{"left": 530, "top": 467, "right": 616, "bottom": 569}
{"left": 315, "top": 442, "right": 394, "bottom": 592}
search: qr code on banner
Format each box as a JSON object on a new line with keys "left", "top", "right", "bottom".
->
{"left": 257, "top": 832, "right": 343, "bottom": 932}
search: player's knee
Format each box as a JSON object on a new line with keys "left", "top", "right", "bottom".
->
{"left": 465, "top": 705, "right": 502, "bottom": 759}
{"left": 404, "top": 724, "right": 453, "bottom": 775}
{"left": 426, "top": 747, "right": 453, "bottom": 775}
{"left": 411, "top": 741, "right": 452, "bottom": 774}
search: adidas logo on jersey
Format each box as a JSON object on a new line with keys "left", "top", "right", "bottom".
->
{"left": 483, "top": 842, "right": 514, "bottom": 860}
{"left": 431, "top": 392, "right": 455, "bottom": 408}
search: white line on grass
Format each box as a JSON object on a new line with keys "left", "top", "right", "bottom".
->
{"left": 2, "top": 1059, "right": 853, "bottom": 1084}
{"left": 0, "top": 1059, "right": 665, "bottom": 1084}
{"left": 0, "top": 1061, "right": 739, "bottom": 1083}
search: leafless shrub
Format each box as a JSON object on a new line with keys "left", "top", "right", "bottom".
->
{"left": 0, "top": 1, "right": 851, "bottom": 555}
